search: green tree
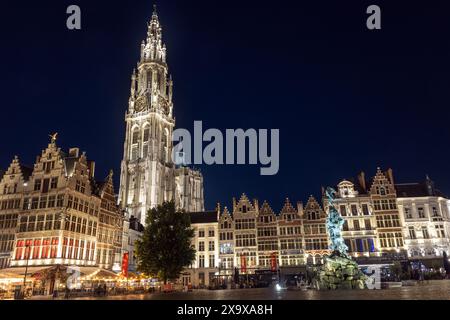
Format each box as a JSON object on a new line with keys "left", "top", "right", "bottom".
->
{"left": 135, "top": 201, "right": 196, "bottom": 284}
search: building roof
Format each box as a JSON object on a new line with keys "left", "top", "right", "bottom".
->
{"left": 395, "top": 181, "right": 447, "bottom": 198}
{"left": 189, "top": 211, "right": 218, "bottom": 224}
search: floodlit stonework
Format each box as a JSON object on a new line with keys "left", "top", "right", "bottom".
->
{"left": 118, "top": 7, "right": 204, "bottom": 226}
{"left": 0, "top": 138, "right": 124, "bottom": 271}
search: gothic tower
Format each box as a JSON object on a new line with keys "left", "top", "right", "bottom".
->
{"left": 119, "top": 7, "right": 204, "bottom": 225}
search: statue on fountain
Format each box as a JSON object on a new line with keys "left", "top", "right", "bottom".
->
{"left": 325, "top": 187, "right": 349, "bottom": 258}
{"left": 314, "top": 187, "right": 367, "bottom": 290}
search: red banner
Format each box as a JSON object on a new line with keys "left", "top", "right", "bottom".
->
{"left": 122, "top": 252, "right": 129, "bottom": 278}
{"left": 270, "top": 252, "right": 277, "bottom": 272}
{"left": 240, "top": 255, "right": 247, "bottom": 274}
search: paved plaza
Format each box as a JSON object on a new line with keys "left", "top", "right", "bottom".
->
{"left": 27, "top": 280, "right": 450, "bottom": 300}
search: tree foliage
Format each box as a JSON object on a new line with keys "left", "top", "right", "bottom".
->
{"left": 135, "top": 201, "right": 196, "bottom": 284}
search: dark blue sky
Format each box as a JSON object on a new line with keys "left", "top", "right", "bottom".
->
{"left": 1, "top": 1, "right": 450, "bottom": 211}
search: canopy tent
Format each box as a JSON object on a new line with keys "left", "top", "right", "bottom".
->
{"left": 0, "top": 266, "right": 119, "bottom": 281}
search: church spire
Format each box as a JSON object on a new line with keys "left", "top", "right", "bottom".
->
{"left": 141, "top": 4, "right": 166, "bottom": 63}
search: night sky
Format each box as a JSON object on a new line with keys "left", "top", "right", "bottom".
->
{"left": 1, "top": 1, "right": 450, "bottom": 211}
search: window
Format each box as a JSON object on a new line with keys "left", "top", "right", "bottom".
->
{"left": 208, "top": 230, "right": 215, "bottom": 237}
{"left": 422, "top": 226, "right": 430, "bottom": 239}
{"left": 343, "top": 220, "right": 349, "bottom": 231}
{"left": 340, "top": 206, "right": 347, "bottom": 216}
{"left": 132, "top": 130, "right": 139, "bottom": 144}
{"left": 36, "top": 215, "right": 44, "bottom": 231}
{"left": 362, "top": 204, "right": 370, "bottom": 215}
{"left": 27, "top": 216, "right": 36, "bottom": 232}
{"left": 436, "top": 225, "right": 445, "bottom": 238}
{"left": 34, "top": 179, "right": 42, "bottom": 191}
{"left": 42, "top": 179, "right": 50, "bottom": 193}
{"left": 51, "top": 177, "right": 58, "bottom": 189}
{"left": 208, "top": 241, "right": 215, "bottom": 251}
{"left": 48, "top": 195, "right": 56, "bottom": 208}
{"left": 39, "top": 196, "right": 47, "bottom": 209}
{"left": 351, "top": 205, "right": 358, "bottom": 216}
{"left": 408, "top": 227, "right": 416, "bottom": 240}
{"left": 198, "top": 255, "right": 205, "bottom": 268}
{"left": 235, "top": 234, "right": 256, "bottom": 247}
{"left": 70, "top": 217, "right": 78, "bottom": 232}
{"left": 418, "top": 207, "right": 425, "bottom": 219}
{"left": 198, "top": 230, "right": 205, "bottom": 238}
{"left": 364, "top": 219, "right": 371, "bottom": 230}
{"left": 23, "top": 198, "right": 30, "bottom": 210}
{"left": 198, "top": 241, "right": 205, "bottom": 252}
{"left": 432, "top": 207, "right": 440, "bottom": 217}
{"left": 57, "top": 195, "right": 64, "bottom": 207}
{"left": 353, "top": 220, "right": 360, "bottom": 231}
{"left": 235, "top": 219, "right": 256, "bottom": 230}
{"left": 45, "top": 214, "right": 53, "bottom": 230}
{"left": 404, "top": 208, "right": 412, "bottom": 219}
{"left": 209, "top": 255, "right": 215, "bottom": 268}
{"left": 143, "top": 128, "right": 150, "bottom": 142}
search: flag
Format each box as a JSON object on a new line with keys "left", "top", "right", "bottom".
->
{"left": 122, "top": 252, "right": 129, "bottom": 278}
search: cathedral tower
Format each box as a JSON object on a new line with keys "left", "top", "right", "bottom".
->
{"left": 119, "top": 6, "right": 204, "bottom": 225}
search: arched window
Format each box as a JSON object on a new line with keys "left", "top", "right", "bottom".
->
{"left": 142, "top": 126, "right": 150, "bottom": 158}
{"left": 131, "top": 128, "right": 140, "bottom": 160}
{"left": 161, "top": 128, "right": 169, "bottom": 162}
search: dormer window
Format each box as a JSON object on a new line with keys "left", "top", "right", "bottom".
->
{"left": 242, "top": 205, "right": 247, "bottom": 213}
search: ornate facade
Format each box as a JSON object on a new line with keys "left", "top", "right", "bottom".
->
{"left": 185, "top": 194, "right": 330, "bottom": 287}
{"left": 118, "top": 7, "right": 204, "bottom": 226}
{"left": 396, "top": 176, "right": 450, "bottom": 259}
{"left": 326, "top": 168, "right": 450, "bottom": 262}
{"left": 324, "top": 177, "right": 378, "bottom": 258}
{"left": 0, "top": 137, "right": 124, "bottom": 271}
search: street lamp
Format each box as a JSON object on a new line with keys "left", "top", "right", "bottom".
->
{"left": 217, "top": 258, "right": 221, "bottom": 288}
{"left": 22, "top": 243, "right": 31, "bottom": 299}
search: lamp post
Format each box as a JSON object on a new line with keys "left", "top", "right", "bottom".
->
{"left": 22, "top": 244, "right": 31, "bottom": 299}
{"left": 217, "top": 258, "right": 221, "bottom": 288}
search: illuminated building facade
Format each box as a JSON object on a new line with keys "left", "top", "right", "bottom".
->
{"left": 183, "top": 211, "right": 219, "bottom": 288}
{"left": 0, "top": 137, "right": 124, "bottom": 271}
{"left": 0, "top": 157, "right": 31, "bottom": 269}
{"left": 324, "top": 176, "right": 378, "bottom": 258}
{"left": 396, "top": 176, "right": 450, "bottom": 260}
{"left": 185, "top": 194, "right": 329, "bottom": 286}
{"left": 277, "top": 199, "right": 304, "bottom": 267}
{"left": 118, "top": 7, "right": 204, "bottom": 226}
{"left": 326, "top": 168, "right": 450, "bottom": 262}
{"left": 303, "top": 196, "right": 330, "bottom": 264}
